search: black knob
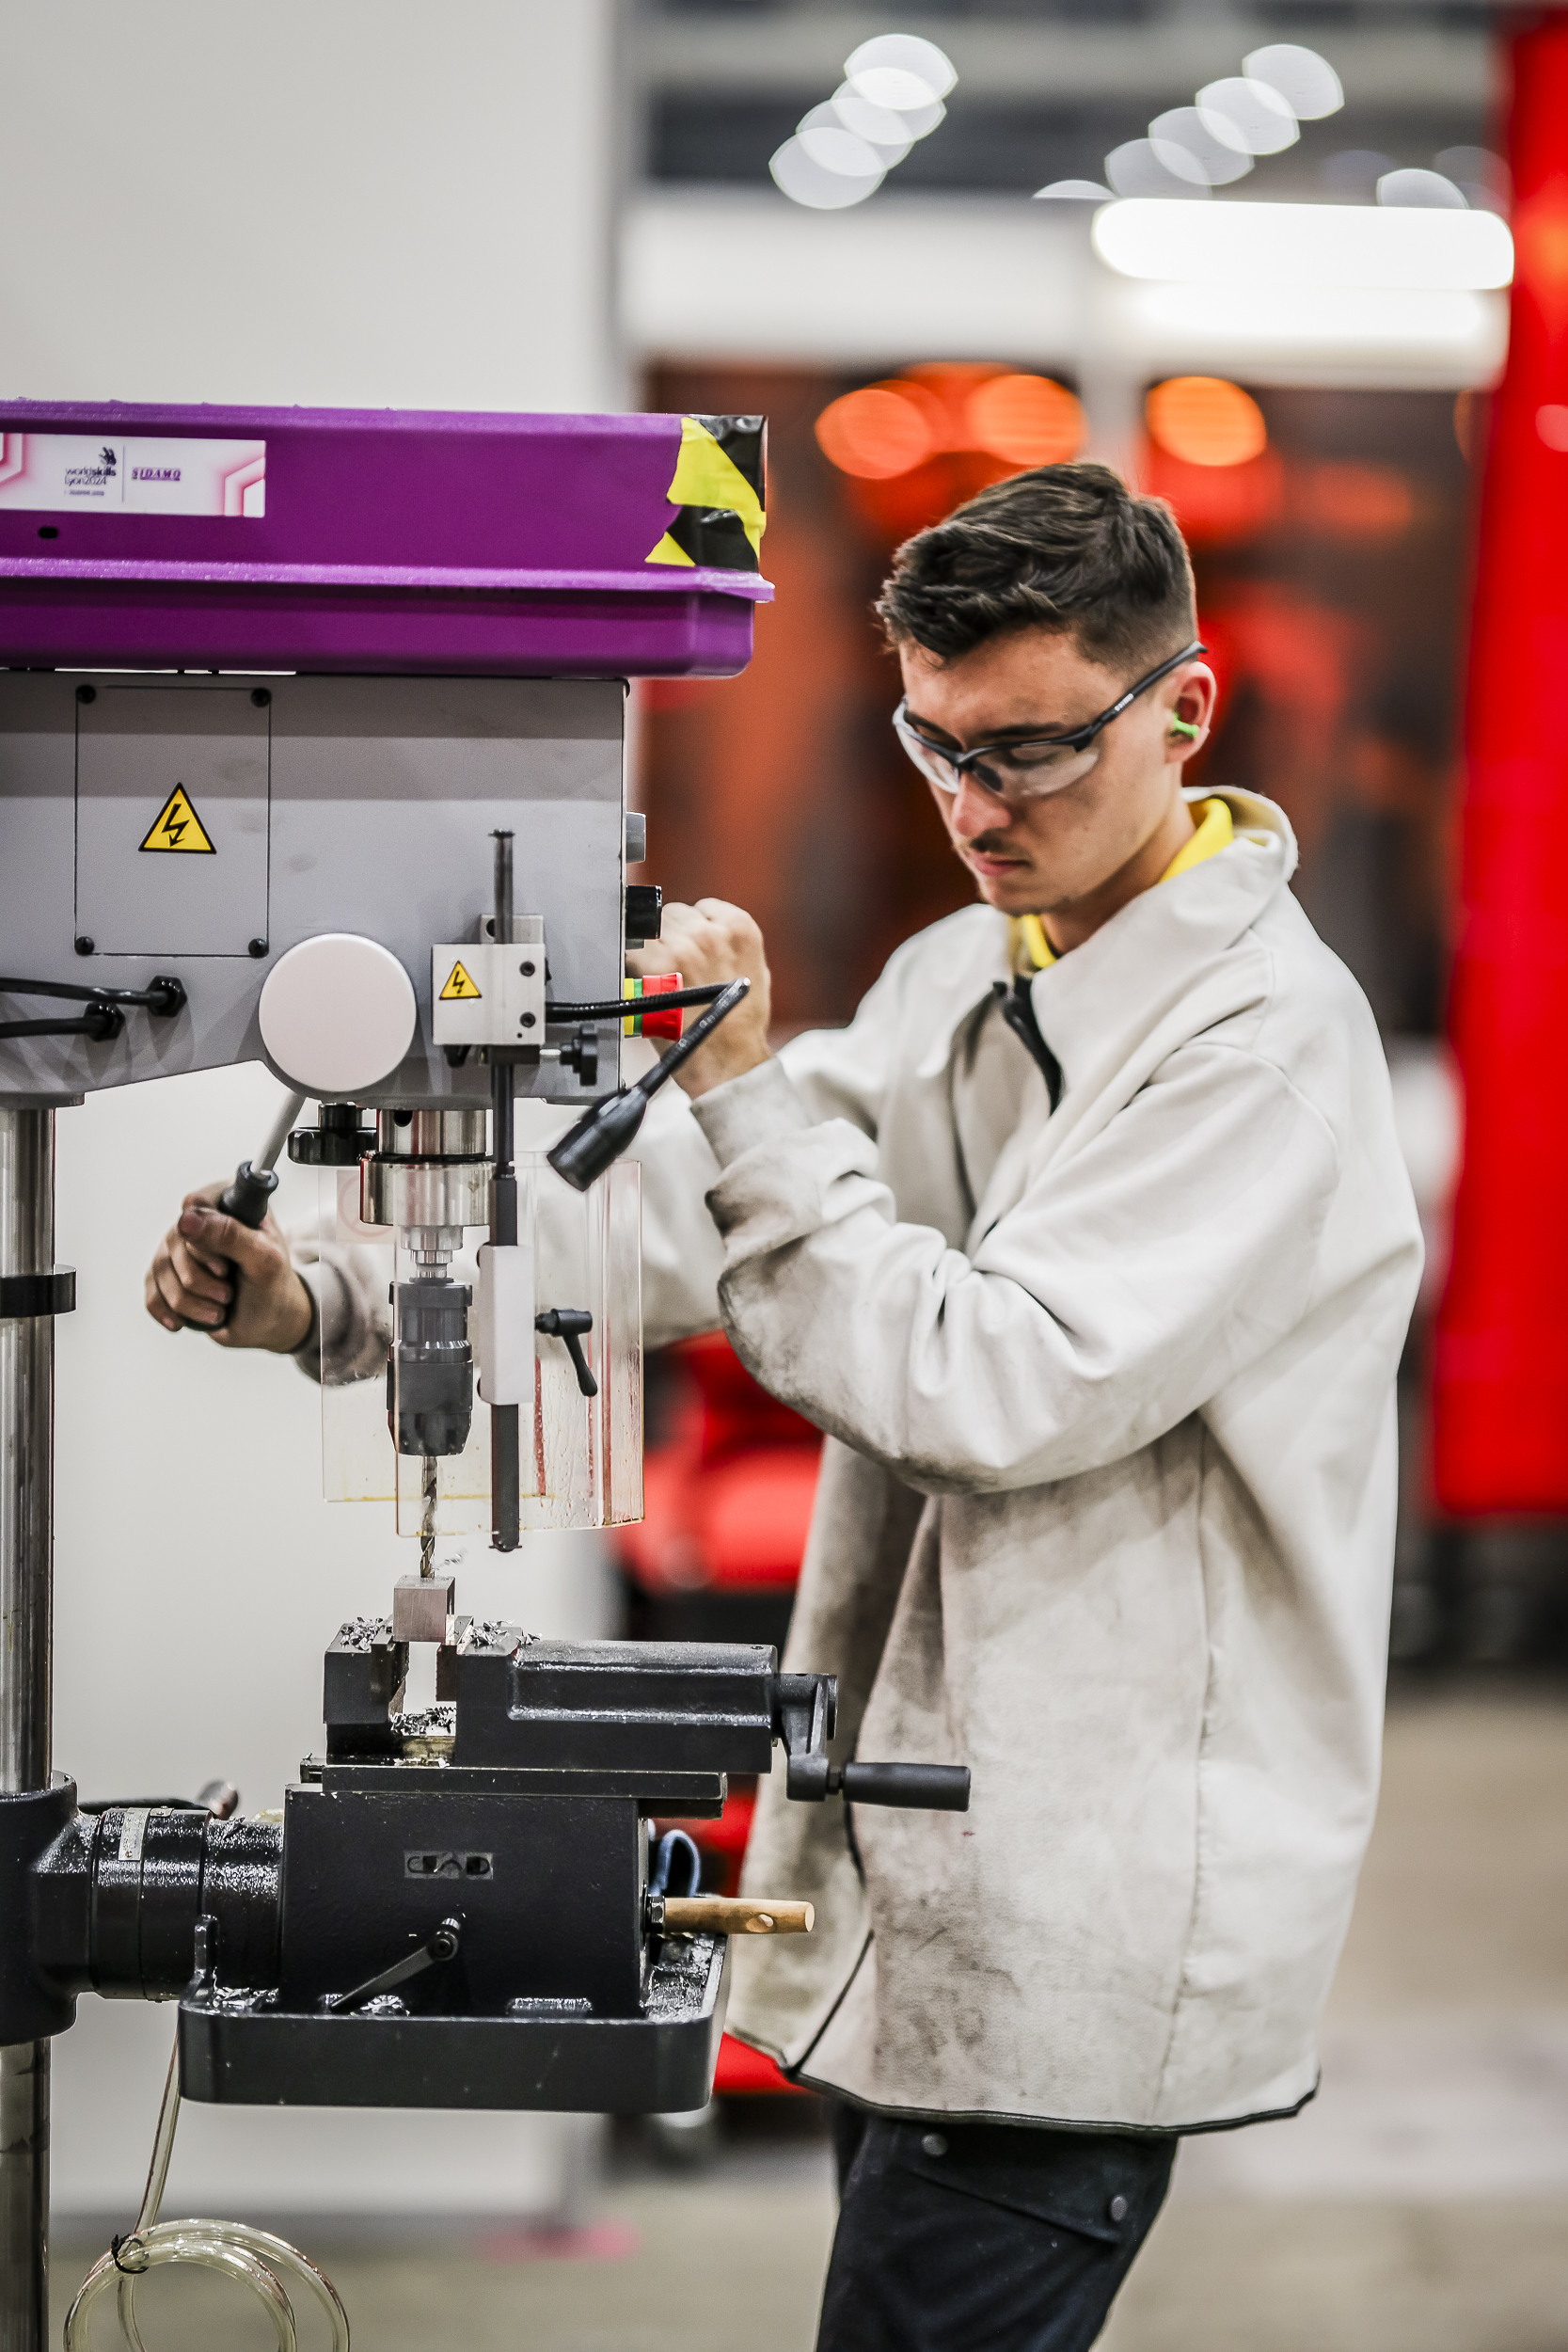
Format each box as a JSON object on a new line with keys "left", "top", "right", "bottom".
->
{"left": 287, "top": 1103, "right": 374, "bottom": 1168}
{"left": 626, "top": 883, "right": 663, "bottom": 946}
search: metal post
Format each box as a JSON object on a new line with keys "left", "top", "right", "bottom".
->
{"left": 490, "top": 832, "right": 520, "bottom": 1552}
{"left": 0, "top": 1108, "right": 55, "bottom": 2352}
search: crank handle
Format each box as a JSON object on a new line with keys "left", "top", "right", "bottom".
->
{"left": 648, "top": 1895, "right": 814, "bottom": 1936}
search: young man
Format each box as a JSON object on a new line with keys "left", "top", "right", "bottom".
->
{"left": 147, "top": 464, "right": 1422, "bottom": 2352}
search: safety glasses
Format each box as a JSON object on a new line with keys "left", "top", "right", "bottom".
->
{"left": 893, "top": 640, "right": 1207, "bottom": 806}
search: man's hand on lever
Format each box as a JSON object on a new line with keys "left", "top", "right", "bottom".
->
{"left": 627, "top": 898, "right": 772, "bottom": 1100}
{"left": 144, "top": 1182, "right": 313, "bottom": 1352}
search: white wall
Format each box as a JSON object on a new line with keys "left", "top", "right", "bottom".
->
{"left": 51, "top": 1070, "right": 615, "bottom": 2219}
{"left": 1, "top": 0, "right": 622, "bottom": 2218}
{"left": 0, "top": 0, "right": 618, "bottom": 413}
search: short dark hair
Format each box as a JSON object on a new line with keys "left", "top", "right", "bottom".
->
{"left": 875, "top": 461, "right": 1196, "bottom": 677}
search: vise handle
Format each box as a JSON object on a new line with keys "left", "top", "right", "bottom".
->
{"left": 652, "top": 1895, "right": 814, "bottom": 1937}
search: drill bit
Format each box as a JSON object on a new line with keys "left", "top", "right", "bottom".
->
{"left": 420, "top": 1452, "right": 437, "bottom": 1578}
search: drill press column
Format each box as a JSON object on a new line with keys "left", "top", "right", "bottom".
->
{"left": 0, "top": 1107, "right": 58, "bottom": 2352}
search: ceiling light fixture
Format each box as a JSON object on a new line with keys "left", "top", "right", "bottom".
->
{"left": 1093, "top": 198, "right": 1513, "bottom": 291}
{"left": 1242, "top": 45, "right": 1344, "bottom": 119}
{"left": 1196, "top": 77, "right": 1299, "bottom": 158}
{"left": 844, "top": 33, "right": 957, "bottom": 113}
{"left": 772, "top": 32, "right": 956, "bottom": 211}
{"left": 1148, "top": 107, "right": 1253, "bottom": 188}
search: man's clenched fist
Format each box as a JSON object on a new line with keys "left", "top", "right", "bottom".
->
{"left": 144, "top": 1183, "right": 313, "bottom": 1353}
{"left": 627, "top": 898, "right": 772, "bottom": 1099}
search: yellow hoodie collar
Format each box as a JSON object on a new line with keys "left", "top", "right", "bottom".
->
{"left": 1011, "top": 796, "right": 1235, "bottom": 973}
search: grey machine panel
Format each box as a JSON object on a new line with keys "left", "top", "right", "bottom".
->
{"left": 0, "top": 670, "right": 626, "bottom": 1107}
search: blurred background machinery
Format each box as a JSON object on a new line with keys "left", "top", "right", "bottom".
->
{"left": 618, "top": 1335, "right": 824, "bottom": 2122}
{"left": 616, "top": 0, "right": 1563, "bottom": 1680}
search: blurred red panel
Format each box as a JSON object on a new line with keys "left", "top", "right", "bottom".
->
{"left": 617, "top": 1333, "right": 823, "bottom": 1592}
{"left": 712, "top": 2033, "right": 809, "bottom": 2096}
{"left": 1435, "top": 19, "right": 1568, "bottom": 1509}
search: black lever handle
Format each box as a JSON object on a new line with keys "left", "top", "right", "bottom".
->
{"left": 0, "top": 972, "right": 185, "bottom": 1044}
{"left": 323, "top": 1915, "right": 463, "bottom": 2015}
{"left": 212, "top": 1090, "right": 306, "bottom": 1327}
{"left": 785, "top": 1753, "right": 971, "bottom": 1813}
{"left": 535, "top": 1308, "right": 598, "bottom": 1397}
{"left": 218, "top": 1161, "right": 278, "bottom": 1230}
{"left": 839, "top": 1762, "right": 971, "bottom": 1812}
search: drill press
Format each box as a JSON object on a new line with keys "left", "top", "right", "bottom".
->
{"left": 0, "top": 398, "right": 968, "bottom": 2348}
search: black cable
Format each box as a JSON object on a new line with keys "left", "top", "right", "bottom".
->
{"left": 0, "top": 975, "right": 185, "bottom": 1013}
{"left": 544, "top": 983, "right": 730, "bottom": 1023}
{"left": 0, "top": 1011, "right": 122, "bottom": 1043}
{"left": 546, "top": 978, "right": 751, "bottom": 1193}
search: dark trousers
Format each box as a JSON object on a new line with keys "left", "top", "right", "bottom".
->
{"left": 816, "top": 2106, "right": 1176, "bottom": 2352}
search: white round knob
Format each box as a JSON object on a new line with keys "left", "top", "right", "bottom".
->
{"left": 259, "top": 934, "right": 417, "bottom": 1095}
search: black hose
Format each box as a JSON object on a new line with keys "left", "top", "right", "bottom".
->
{"left": 545, "top": 983, "right": 731, "bottom": 1023}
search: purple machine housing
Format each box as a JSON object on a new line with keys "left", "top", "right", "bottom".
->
{"left": 0, "top": 399, "right": 771, "bottom": 676}
{"left": 0, "top": 399, "right": 770, "bottom": 1107}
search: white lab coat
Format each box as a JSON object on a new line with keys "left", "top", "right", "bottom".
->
{"left": 305, "top": 788, "right": 1420, "bottom": 2130}
{"left": 627, "top": 787, "right": 1422, "bottom": 2130}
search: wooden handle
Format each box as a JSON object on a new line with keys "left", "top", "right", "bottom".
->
{"left": 661, "top": 1896, "right": 814, "bottom": 1936}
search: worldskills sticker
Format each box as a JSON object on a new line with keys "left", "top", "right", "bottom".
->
{"left": 0, "top": 433, "right": 266, "bottom": 516}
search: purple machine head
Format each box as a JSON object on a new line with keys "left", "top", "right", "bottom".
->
{"left": 0, "top": 402, "right": 771, "bottom": 1109}
{"left": 0, "top": 401, "right": 770, "bottom": 676}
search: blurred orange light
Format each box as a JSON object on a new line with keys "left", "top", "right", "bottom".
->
{"left": 1302, "top": 462, "right": 1415, "bottom": 539}
{"left": 816, "top": 385, "right": 937, "bottom": 479}
{"left": 966, "top": 374, "right": 1084, "bottom": 466}
{"left": 1146, "top": 377, "right": 1267, "bottom": 469}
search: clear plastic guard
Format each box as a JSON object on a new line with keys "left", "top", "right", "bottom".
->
{"left": 318, "top": 1168, "right": 395, "bottom": 1505}
{"left": 317, "top": 1156, "right": 642, "bottom": 1536}
{"left": 529, "top": 1155, "right": 643, "bottom": 1532}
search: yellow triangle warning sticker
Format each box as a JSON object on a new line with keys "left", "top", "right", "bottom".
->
{"left": 439, "top": 960, "right": 483, "bottom": 1002}
{"left": 138, "top": 784, "right": 214, "bottom": 855}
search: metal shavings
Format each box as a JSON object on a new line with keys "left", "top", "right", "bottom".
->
{"left": 198, "top": 1985, "right": 278, "bottom": 2013}
{"left": 336, "top": 1616, "right": 391, "bottom": 1654}
{"left": 459, "top": 1619, "right": 533, "bottom": 1656}
{"left": 390, "top": 1705, "right": 456, "bottom": 1739}
{"left": 641, "top": 1933, "right": 721, "bottom": 2020}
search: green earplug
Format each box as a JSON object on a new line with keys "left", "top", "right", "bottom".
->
{"left": 1168, "top": 718, "right": 1201, "bottom": 740}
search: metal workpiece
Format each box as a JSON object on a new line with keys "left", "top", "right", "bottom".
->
{"left": 390, "top": 1573, "right": 456, "bottom": 1646}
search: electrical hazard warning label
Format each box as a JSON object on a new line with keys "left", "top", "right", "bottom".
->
{"left": 138, "top": 784, "right": 214, "bottom": 855}
{"left": 439, "top": 961, "right": 482, "bottom": 1001}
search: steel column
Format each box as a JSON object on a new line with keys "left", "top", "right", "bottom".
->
{"left": 0, "top": 1107, "right": 55, "bottom": 2352}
